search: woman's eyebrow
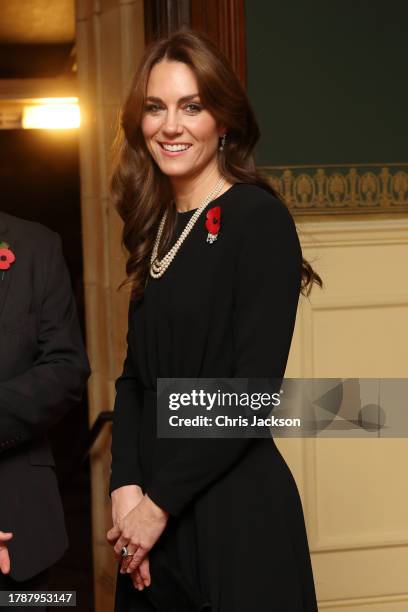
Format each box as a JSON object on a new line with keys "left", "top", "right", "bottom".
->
{"left": 145, "top": 94, "right": 200, "bottom": 103}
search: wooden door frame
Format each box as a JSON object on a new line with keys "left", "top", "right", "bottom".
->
{"left": 143, "top": 0, "right": 247, "bottom": 88}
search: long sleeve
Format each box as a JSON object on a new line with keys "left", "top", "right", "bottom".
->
{"left": 146, "top": 195, "right": 302, "bottom": 516}
{"left": 109, "top": 299, "right": 145, "bottom": 495}
{"left": 0, "top": 232, "right": 90, "bottom": 451}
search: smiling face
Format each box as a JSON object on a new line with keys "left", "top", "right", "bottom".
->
{"left": 141, "top": 59, "right": 224, "bottom": 181}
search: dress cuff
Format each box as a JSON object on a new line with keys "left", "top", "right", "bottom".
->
{"left": 108, "top": 465, "right": 143, "bottom": 498}
{"left": 145, "top": 480, "right": 186, "bottom": 517}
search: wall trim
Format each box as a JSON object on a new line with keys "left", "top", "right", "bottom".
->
{"left": 262, "top": 163, "right": 408, "bottom": 215}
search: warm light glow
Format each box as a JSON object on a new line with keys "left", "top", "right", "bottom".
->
{"left": 22, "top": 99, "right": 80, "bottom": 129}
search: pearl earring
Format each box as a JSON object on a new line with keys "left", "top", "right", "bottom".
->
{"left": 219, "top": 133, "right": 226, "bottom": 151}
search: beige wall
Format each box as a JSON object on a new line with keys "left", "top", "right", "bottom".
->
{"left": 75, "top": 1, "right": 144, "bottom": 609}
{"left": 282, "top": 214, "right": 408, "bottom": 611}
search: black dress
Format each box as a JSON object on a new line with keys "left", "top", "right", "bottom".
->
{"left": 110, "top": 183, "right": 318, "bottom": 611}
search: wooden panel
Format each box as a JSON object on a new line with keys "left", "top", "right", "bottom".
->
{"left": 281, "top": 216, "right": 408, "bottom": 609}
{"left": 143, "top": 0, "right": 247, "bottom": 87}
{"left": 76, "top": 1, "right": 146, "bottom": 611}
{"left": 191, "top": 0, "right": 246, "bottom": 87}
{"left": 143, "top": 0, "right": 190, "bottom": 42}
{"left": 313, "top": 544, "right": 408, "bottom": 602}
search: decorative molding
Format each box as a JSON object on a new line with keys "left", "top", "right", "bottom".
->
{"left": 0, "top": 77, "right": 77, "bottom": 100}
{"left": 318, "top": 593, "right": 408, "bottom": 609}
{"left": 309, "top": 294, "right": 408, "bottom": 311}
{"left": 261, "top": 163, "right": 408, "bottom": 215}
{"left": 297, "top": 216, "right": 408, "bottom": 248}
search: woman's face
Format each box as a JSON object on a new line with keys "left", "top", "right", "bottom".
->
{"left": 141, "top": 59, "right": 224, "bottom": 180}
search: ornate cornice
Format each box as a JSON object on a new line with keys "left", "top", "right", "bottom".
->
{"left": 261, "top": 164, "right": 408, "bottom": 215}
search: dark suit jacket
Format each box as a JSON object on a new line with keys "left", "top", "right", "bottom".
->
{"left": 0, "top": 212, "right": 91, "bottom": 582}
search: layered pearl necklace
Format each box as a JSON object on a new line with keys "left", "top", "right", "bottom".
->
{"left": 150, "top": 177, "right": 226, "bottom": 278}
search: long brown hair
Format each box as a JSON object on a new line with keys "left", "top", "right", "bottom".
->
{"left": 110, "top": 28, "right": 322, "bottom": 300}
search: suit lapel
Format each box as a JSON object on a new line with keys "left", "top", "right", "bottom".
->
{"left": 0, "top": 213, "right": 15, "bottom": 320}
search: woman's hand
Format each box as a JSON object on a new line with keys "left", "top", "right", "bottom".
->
{"left": 108, "top": 494, "right": 169, "bottom": 575}
{"left": 109, "top": 485, "right": 150, "bottom": 590}
{"left": 0, "top": 531, "right": 13, "bottom": 575}
{"left": 111, "top": 485, "right": 144, "bottom": 527}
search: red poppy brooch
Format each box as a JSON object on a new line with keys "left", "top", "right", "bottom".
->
{"left": 0, "top": 241, "right": 16, "bottom": 278}
{"left": 205, "top": 206, "right": 221, "bottom": 244}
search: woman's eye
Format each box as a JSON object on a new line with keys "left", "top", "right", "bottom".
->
{"left": 144, "top": 102, "right": 202, "bottom": 114}
{"left": 144, "top": 104, "right": 161, "bottom": 113}
{"left": 185, "top": 103, "right": 202, "bottom": 113}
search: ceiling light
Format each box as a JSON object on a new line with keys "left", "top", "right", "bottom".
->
{"left": 22, "top": 98, "right": 80, "bottom": 129}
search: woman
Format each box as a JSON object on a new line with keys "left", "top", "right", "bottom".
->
{"left": 107, "top": 29, "right": 321, "bottom": 612}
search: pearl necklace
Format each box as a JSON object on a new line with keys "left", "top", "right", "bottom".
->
{"left": 150, "top": 177, "right": 226, "bottom": 278}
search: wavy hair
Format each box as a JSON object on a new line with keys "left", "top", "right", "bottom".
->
{"left": 110, "top": 28, "right": 322, "bottom": 300}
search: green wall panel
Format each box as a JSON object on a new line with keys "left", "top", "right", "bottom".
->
{"left": 245, "top": 0, "right": 407, "bottom": 167}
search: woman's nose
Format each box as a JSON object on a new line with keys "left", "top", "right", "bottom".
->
{"left": 162, "top": 109, "right": 182, "bottom": 134}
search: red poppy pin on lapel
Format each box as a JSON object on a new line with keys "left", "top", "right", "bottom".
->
{"left": 205, "top": 206, "right": 221, "bottom": 244}
{"left": 0, "top": 241, "right": 16, "bottom": 280}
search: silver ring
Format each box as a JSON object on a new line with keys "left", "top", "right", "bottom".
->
{"left": 121, "top": 546, "right": 133, "bottom": 558}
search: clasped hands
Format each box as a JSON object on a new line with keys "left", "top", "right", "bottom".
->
{"left": 107, "top": 485, "right": 169, "bottom": 591}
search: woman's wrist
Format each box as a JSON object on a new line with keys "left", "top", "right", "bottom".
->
{"left": 111, "top": 484, "right": 143, "bottom": 499}
{"left": 144, "top": 493, "right": 169, "bottom": 520}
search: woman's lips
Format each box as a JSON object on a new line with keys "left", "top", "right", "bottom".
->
{"left": 158, "top": 143, "right": 193, "bottom": 157}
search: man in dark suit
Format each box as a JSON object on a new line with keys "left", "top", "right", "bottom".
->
{"left": 0, "top": 211, "right": 90, "bottom": 602}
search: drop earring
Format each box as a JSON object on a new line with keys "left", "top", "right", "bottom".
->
{"left": 219, "top": 133, "right": 226, "bottom": 151}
